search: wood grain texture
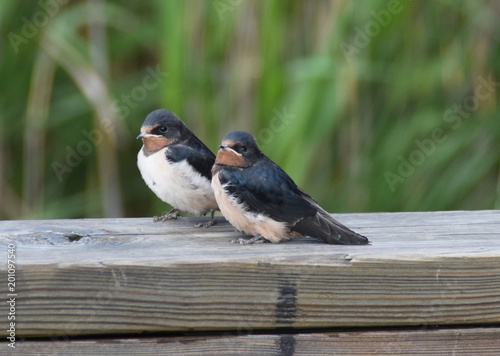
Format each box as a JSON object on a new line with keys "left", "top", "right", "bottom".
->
{"left": 0, "top": 210, "right": 499, "bottom": 337}
{"left": 9, "top": 328, "right": 500, "bottom": 356}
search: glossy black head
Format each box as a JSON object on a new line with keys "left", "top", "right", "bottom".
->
{"left": 215, "top": 131, "right": 263, "bottom": 168}
{"left": 137, "top": 109, "right": 189, "bottom": 151}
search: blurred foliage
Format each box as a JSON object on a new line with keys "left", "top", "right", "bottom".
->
{"left": 0, "top": 0, "right": 499, "bottom": 220}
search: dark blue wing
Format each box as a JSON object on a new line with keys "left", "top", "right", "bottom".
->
{"left": 218, "top": 157, "right": 317, "bottom": 224}
{"left": 166, "top": 135, "right": 215, "bottom": 180}
{"left": 218, "top": 156, "right": 369, "bottom": 245}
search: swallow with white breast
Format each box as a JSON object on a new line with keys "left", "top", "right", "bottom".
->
{"left": 211, "top": 131, "right": 369, "bottom": 244}
{"left": 137, "top": 109, "right": 218, "bottom": 227}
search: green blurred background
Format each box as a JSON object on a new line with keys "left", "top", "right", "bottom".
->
{"left": 0, "top": 0, "right": 499, "bottom": 220}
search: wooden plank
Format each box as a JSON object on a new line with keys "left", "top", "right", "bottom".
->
{"left": 8, "top": 328, "right": 500, "bottom": 356}
{"left": 1, "top": 210, "right": 499, "bottom": 337}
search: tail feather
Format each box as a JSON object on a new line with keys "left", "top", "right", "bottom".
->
{"left": 292, "top": 209, "right": 369, "bottom": 245}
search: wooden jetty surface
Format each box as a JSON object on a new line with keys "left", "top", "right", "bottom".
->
{"left": 1, "top": 210, "right": 499, "bottom": 354}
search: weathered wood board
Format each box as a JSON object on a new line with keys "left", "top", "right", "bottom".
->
{"left": 7, "top": 328, "right": 500, "bottom": 356}
{"left": 1, "top": 210, "right": 499, "bottom": 338}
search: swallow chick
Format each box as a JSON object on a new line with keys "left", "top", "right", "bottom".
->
{"left": 137, "top": 109, "right": 218, "bottom": 227}
{"left": 211, "top": 131, "right": 369, "bottom": 244}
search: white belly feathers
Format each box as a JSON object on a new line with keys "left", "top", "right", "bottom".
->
{"left": 137, "top": 146, "right": 217, "bottom": 215}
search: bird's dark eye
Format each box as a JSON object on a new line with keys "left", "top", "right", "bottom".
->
{"left": 158, "top": 126, "right": 168, "bottom": 133}
{"left": 239, "top": 145, "right": 247, "bottom": 153}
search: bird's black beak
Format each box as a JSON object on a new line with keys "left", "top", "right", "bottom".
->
{"left": 136, "top": 132, "right": 146, "bottom": 140}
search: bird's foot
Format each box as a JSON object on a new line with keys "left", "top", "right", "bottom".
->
{"left": 195, "top": 209, "right": 217, "bottom": 228}
{"left": 195, "top": 219, "right": 217, "bottom": 228}
{"left": 153, "top": 208, "right": 179, "bottom": 222}
{"left": 231, "top": 235, "right": 269, "bottom": 244}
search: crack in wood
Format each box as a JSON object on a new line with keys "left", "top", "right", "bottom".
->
{"left": 65, "top": 233, "right": 84, "bottom": 242}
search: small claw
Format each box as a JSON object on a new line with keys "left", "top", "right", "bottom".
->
{"left": 153, "top": 208, "right": 179, "bottom": 222}
{"left": 231, "top": 235, "right": 269, "bottom": 244}
{"left": 195, "top": 219, "right": 217, "bottom": 228}
{"left": 195, "top": 209, "right": 217, "bottom": 228}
